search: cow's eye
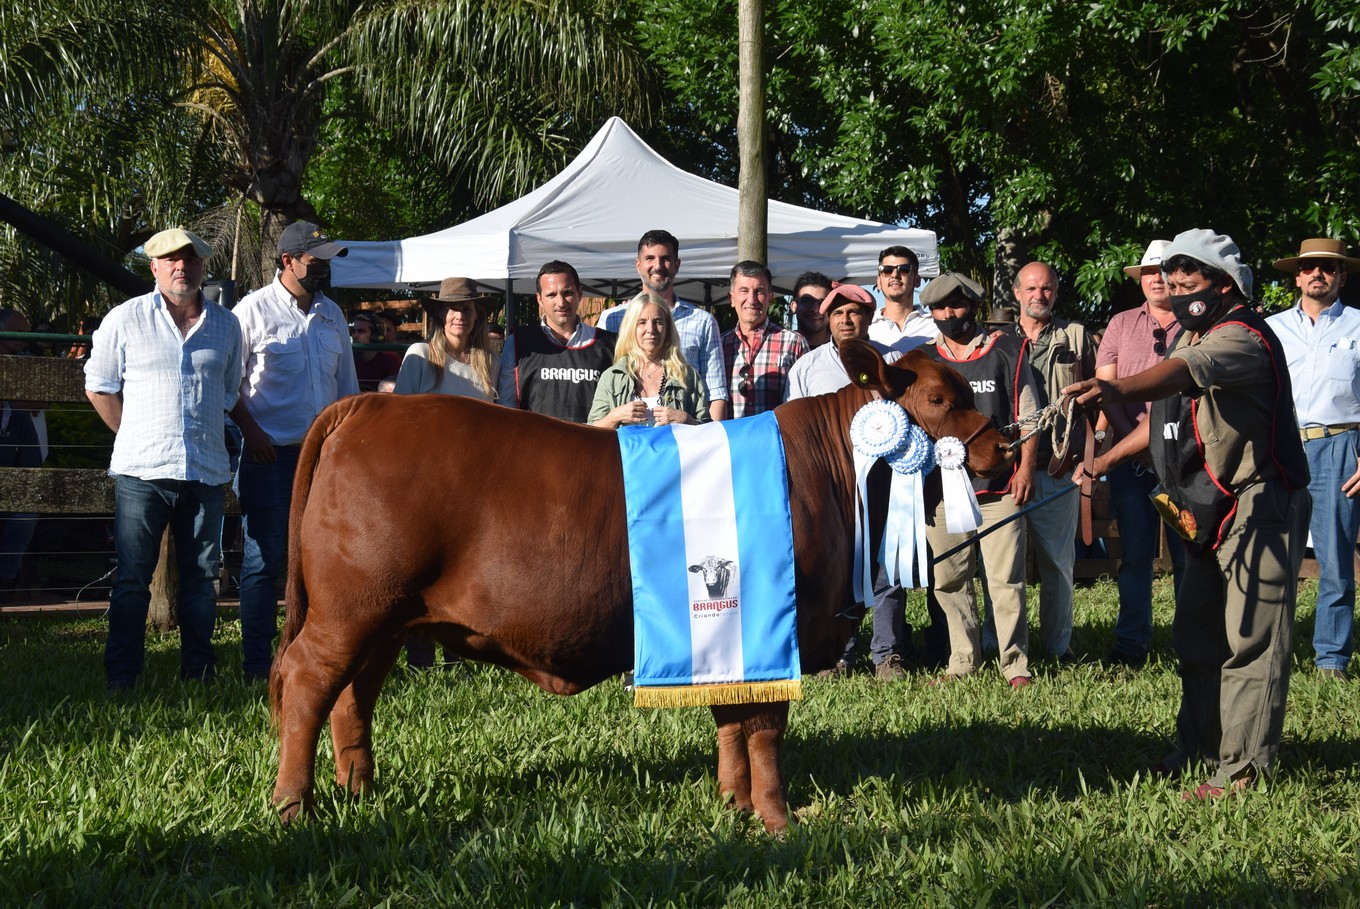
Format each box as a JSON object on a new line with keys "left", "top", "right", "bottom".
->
{"left": 928, "top": 394, "right": 945, "bottom": 406}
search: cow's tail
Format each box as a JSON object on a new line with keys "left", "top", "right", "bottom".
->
{"left": 269, "top": 396, "right": 364, "bottom": 728}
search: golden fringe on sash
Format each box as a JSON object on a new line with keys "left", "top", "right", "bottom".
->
{"left": 633, "top": 679, "right": 804, "bottom": 709}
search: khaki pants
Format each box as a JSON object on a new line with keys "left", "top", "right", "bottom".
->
{"left": 927, "top": 492, "right": 1030, "bottom": 681}
{"left": 1169, "top": 481, "right": 1310, "bottom": 786}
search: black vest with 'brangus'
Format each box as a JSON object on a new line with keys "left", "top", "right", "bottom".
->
{"left": 924, "top": 333, "right": 1025, "bottom": 495}
{"left": 512, "top": 325, "right": 617, "bottom": 423}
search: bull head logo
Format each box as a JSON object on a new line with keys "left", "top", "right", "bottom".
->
{"left": 688, "top": 555, "right": 735, "bottom": 599}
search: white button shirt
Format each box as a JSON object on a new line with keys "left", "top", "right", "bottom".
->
{"left": 84, "top": 290, "right": 242, "bottom": 485}
{"left": 234, "top": 278, "right": 359, "bottom": 445}
{"left": 868, "top": 308, "right": 938, "bottom": 347}
{"left": 1267, "top": 300, "right": 1360, "bottom": 427}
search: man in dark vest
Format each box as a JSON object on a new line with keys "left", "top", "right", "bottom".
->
{"left": 1067, "top": 228, "right": 1310, "bottom": 800}
{"left": 497, "top": 260, "right": 616, "bottom": 422}
{"left": 920, "top": 273, "right": 1041, "bottom": 688}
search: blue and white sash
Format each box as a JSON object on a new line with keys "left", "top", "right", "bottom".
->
{"left": 618, "top": 413, "right": 803, "bottom": 708}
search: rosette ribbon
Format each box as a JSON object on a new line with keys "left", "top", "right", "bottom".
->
{"left": 881, "top": 424, "right": 934, "bottom": 587}
{"left": 935, "top": 436, "right": 982, "bottom": 534}
{"left": 849, "top": 401, "right": 910, "bottom": 603}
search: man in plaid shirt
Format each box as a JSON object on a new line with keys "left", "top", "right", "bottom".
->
{"left": 720, "top": 261, "right": 808, "bottom": 418}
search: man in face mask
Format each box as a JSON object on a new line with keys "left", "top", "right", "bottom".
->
{"left": 920, "top": 273, "right": 1042, "bottom": 688}
{"left": 1065, "top": 228, "right": 1310, "bottom": 800}
{"left": 229, "top": 220, "right": 359, "bottom": 681}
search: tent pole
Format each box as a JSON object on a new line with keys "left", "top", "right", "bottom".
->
{"left": 505, "top": 278, "right": 516, "bottom": 334}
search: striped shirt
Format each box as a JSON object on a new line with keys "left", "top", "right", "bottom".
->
{"left": 84, "top": 291, "right": 242, "bottom": 485}
{"left": 598, "top": 299, "right": 729, "bottom": 403}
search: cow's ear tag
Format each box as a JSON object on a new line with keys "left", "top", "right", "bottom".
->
{"left": 858, "top": 372, "right": 869, "bottom": 384}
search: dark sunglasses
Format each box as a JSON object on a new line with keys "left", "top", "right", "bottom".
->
{"left": 738, "top": 363, "right": 753, "bottom": 397}
{"left": 1152, "top": 327, "right": 1166, "bottom": 356}
{"left": 878, "top": 264, "right": 915, "bottom": 277}
{"left": 1299, "top": 261, "right": 1341, "bottom": 275}
{"left": 795, "top": 294, "right": 824, "bottom": 309}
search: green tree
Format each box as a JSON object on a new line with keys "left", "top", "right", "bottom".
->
{"left": 0, "top": 0, "right": 650, "bottom": 306}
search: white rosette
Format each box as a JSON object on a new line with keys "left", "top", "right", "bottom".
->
{"left": 936, "top": 436, "right": 982, "bottom": 534}
{"left": 881, "top": 424, "right": 934, "bottom": 586}
{"left": 849, "top": 400, "right": 912, "bottom": 602}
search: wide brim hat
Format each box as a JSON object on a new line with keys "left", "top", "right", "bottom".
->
{"left": 1271, "top": 238, "right": 1360, "bottom": 274}
{"left": 1123, "top": 239, "right": 1171, "bottom": 279}
{"left": 422, "top": 277, "right": 498, "bottom": 315}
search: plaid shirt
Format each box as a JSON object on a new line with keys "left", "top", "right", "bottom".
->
{"left": 721, "top": 321, "right": 809, "bottom": 418}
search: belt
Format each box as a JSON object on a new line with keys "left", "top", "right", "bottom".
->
{"left": 1300, "top": 423, "right": 1359, "bottom": 441}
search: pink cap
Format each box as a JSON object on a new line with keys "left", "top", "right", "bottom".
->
{"left": 818, "top": 282, "right": 876, "bottom": 316}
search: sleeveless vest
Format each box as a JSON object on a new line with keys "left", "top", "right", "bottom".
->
{"left": 513, "top": 325, "right": 617, "bottom": 423}
{"left": 1148, "top": 306, "right": 1308, "bottom": 556}
{"left": 925, "top": 333, "right": 1025, "bottom": 495}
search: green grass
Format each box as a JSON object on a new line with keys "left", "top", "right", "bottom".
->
{"left": 2, "top": 578, "right": 1359, "bottom": 907}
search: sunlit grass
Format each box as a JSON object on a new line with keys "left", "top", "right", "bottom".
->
{"left": 1, "top": 578, "right": 1357, "bottom": 907}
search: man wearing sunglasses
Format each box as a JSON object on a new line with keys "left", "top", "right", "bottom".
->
{"left": 791, "top": 271, "right": 832, "bottom": 349}
{"left": 868, "top": 246, "right": 938, "bottom": 348}
{"left": 1267, "top": 238, "right": 1360, "bottom": 682}
{"left": 1086, "top": 240, "right": 1186, "bottom": 669}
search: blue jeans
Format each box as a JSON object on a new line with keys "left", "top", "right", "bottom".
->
{"left": 1108, "top": 461, "right": 1185, "bottom": 658}
{"left": 106, "top": 476, "right": 224, "bottom": 684}
{"left": 1304, "top": 432, "right": 1360, "bottom": 671}
{"left": 235, "top": 446, "right": 301, "bottom": 676}
{"left": 839, "top": 567, "right": 909, "bottom": 665}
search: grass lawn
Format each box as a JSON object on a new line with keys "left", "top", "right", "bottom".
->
{"left": 2, "top": 578, "right": 1358, "bottom": 907}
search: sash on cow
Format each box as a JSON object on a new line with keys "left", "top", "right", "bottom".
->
{"left": 617, "top": 413, "right": 803, "bottom": 708}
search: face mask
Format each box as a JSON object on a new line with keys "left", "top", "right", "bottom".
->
{"left": 297, "top": 260, "right": 331, "bottom": 293}
{"left": 1168, "top": 287, "right": 1224, "bottom": 332}
{"left": 934, "top": 314, "right": 976, "bottom": 342}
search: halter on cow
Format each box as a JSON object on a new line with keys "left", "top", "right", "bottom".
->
{"left": 269, "top": 340, "right": 1012, "bottom": 832}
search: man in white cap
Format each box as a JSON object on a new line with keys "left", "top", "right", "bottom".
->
{"left": 85, "top": 227, "right": 243, "bottom": 691}
{"left": 785, "top": 282, "right": 925, "bottom": 679}
{"left": 1085, "top": 241, "right": 1186, "bottom": 669}
{"left": 1266, "top": 238, "right": 1360, "bottom": 682}
{"left": 1067, "top": 229, "right": 1310, "bottom": 799}
{"left": 230, "top": 220, "right": 358, "bottom": 680}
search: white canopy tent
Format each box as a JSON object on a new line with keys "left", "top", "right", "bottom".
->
{"left": 333, "top": 117, "right": 937, "bottom": 302}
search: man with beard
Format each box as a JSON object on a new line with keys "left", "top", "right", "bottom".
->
{"left": 230, "top": 221, "right": 358, "bottom": 681}
{"left": 790, "top": 271, "right": 833, "bottom": 349}
{"left": 868, "top": 245, "right": 938, "bottom": 348}
{"left": 1010, "top": 262, "right": 1094, "bottom": 663}
{"left": 597, "top": 230, "right": 729, "bottom": 420}
{"left": 1087, "top": 241, "right": 1186, "bottom": 668}
{"left": 1067, "top": 229, "right": 1309, "bottom": 799}
{"left": 1267, "top": 238, "right": 1360, "bottom": 682}
{"left": 921, "top": 273, "right": 1041, "bottom": 688}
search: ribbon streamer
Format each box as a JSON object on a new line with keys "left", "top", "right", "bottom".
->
{"left": 850, "top": 448, "right": 877, "bottom": 604}
{"left": 936, "top": 436, "right": 982, "bottom": 534}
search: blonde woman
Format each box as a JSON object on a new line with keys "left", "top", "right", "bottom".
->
{"left": 590, "top": 292, "right": 709, "bottom": 427}
{"left": 394, "top": 277, "right": 499, "bottom": 400}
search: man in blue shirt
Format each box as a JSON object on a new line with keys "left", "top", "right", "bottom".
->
{"left": 85, "top": 227, "right": 242, "bottom": 691}
{"left": 1267, "top": 238, "right": 1360, "bottom": 681}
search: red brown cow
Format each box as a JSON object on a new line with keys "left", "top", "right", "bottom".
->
{"left": 270, "top": 341, "right": 1012, "bottom": 832}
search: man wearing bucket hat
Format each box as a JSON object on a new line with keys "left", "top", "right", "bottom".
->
{"left": 1066, "top": 228, "right": 1310, "bottom": 799}
{"left": 230, "top": 220, "right": 359, "bottom": 681}
{"left": 1266, "top": 238, "right": 1360, "bottom": 682}
{"left": 85, "top": 227, "right": 243, "bottom": 691}
{"left": 1085, "top": 240, "right": 1187, "bottom": 669}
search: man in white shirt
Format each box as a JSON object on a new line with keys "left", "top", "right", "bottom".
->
{"left": 1267, "top": 238, "right": 1360, "bottom": 681}
{"left": 867, "top": 245, "right": 937, "bottom": 349}
{"left": 85, "top": 227, "right": 242, "bottom": 691}
{"left": 230, "top": 221, "right": 358, "bottom": 680}
{"left": 596, "top": 230, "right": 730, "bottom": 420}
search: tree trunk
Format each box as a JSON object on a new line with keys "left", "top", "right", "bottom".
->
{"left": 737, "top": 0, "right": 767, "bottom": 265}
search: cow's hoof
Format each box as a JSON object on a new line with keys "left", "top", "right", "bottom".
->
{"left": 274, "top": 794, "right": 309, "bottom": 826}
{"left": 759, "top": 811, "right": 792, "bottom": 836}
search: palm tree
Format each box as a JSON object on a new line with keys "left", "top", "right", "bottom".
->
{"left": 0, "top": 0, "right": 650, "bottom": 299}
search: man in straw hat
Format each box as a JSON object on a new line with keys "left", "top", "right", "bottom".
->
{"left": 1066, "top": 228, "right": 1310, "bottom": 799}
{"left": 1266, "top": 238, "right": 1360, "bottom": 682}
{"left": 230, "top": 221, "right": 358, "bottom": 681}
{"left": 85, "top": 227, "right": 243, "bottom": 691}
{"left": 1085, "top": 240, "right": 1186, "bottom": 669}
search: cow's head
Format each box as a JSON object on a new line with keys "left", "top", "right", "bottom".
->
{"left": 838, "top": 340, "right": 1013, "bottom": 478}
{"left": 688, "top": 556, "right": 735, "bottom": 598}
